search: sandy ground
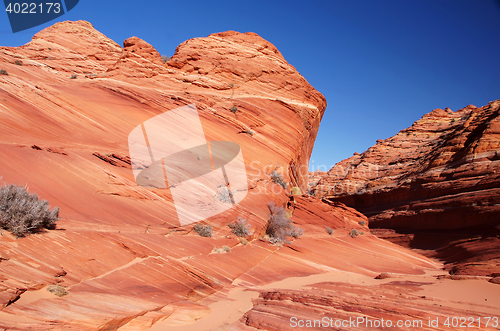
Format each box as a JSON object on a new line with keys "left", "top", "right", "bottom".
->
{"left": 2, "top": 265, "right": 498, "bottom": 330}
{"left": 0, "top": 285, "right": 58, "bottom": 324}
{"left": 148, "top": 288, "right": 259, "bottom": 331}
{"left": 146, "top": 268, "right": 500, "bottom": 330}
{"left": 15, "top": 286, "right": 56, "bottom": 306}
{"left": 420, "top": 279, "right": 500, "bottom": 315}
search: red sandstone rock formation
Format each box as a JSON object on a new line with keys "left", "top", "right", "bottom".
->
{"left": 313, "top": 101, "right": 500, "bottom": 276}
{"left": 307, "top": 170, "right": 326, "bottom": 194}
{"left": 240, "top": 278, "right": 500, "bottom": 331}
{"left": 1, "top": 21, "right": 494, "bottom": 330}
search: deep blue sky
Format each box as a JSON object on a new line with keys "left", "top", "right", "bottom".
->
{"left": 1, "top": 0, "right": 499, "bottom": 171}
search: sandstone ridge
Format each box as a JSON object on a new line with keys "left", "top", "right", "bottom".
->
{"left": 313, "top": 100, "right": 500, "bottom": 276}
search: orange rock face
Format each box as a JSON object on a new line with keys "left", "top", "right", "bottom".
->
{"left": 1, "top": 21, "right": 493, "bottom": 330}
{"left": 313, "top": 101, "right": 500, "bottom": 276}
{"left": 241, "top": 277, "right": 500, "bottom": 331}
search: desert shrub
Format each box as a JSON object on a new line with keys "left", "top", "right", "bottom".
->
{"left": 161, "top": 55, "right": 171, "bottom": 63}
{"left": 0, "top": 69, "right": 8, "bottom": 75}
{"left": 268, "top": 236, "right": 284, "bottom": 246}
{"left": 358, "top": 220, "right": 366, "bottom": 226}
{"left": 215, "top": 185, "right": 233, "bottom": 204}
{"left": 325, "top": 226, "right": 333, "bottom": 235}
{"left": 193, "top": 224, "right": 212, "bottom": 237}
{"left": 213, "top": 245, "right": 231, "bottom": 254}
{"left": 230, "top": 106, "right": 238, "bottom": 114}
{"left": 350, "top": 229, "right": 359, "bottom": 238}
{"left": 14, "top": 60, "right": 23, "bottom": 66}
{"left": 266, "top": 202, "right": 291, "bottom": 243}
{"left": 266, "top": 202, "right": 304, "bottom": 242}
{"left": 270, "top": 171, "right": 287, "bottom": 189}
{"left": 70, "top": 74, "right": 77, "bottom": 79}
{"left": 47, "top": 284, "right": 68, "bottom": 297}
{"left": 228, "top": 217, "right": 251, "bottom": 237}
{"left": 0, "top": 184, "right": 59, "bottom": 237}
{"left": 290, "top": 226, "right": 304, "bottom": 239}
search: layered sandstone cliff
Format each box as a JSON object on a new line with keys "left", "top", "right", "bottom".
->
{"left": 313, "top": 101, "right": 500, "bottom": 276}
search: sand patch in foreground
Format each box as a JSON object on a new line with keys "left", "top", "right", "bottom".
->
{"left": 147, "top": 287, "right": 259, "bottom": 331}
{"left": 147, "top": 268, "right": 500, "bottom": 330}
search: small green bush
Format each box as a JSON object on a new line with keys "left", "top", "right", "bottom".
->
{"left": 270, "top": 171, "right": 287, "bottom": 189}
{"left": 14, "top": 60, "right": 23, "bottom": 66}
{"left": 350, "top": 229, "right": 359, "bottom": 238}
{"left": 0, "top": 184, "right": 59, "bottom": 237}
{"left": 193, "top": 224, "right": 212, "bottom": 237}
{"left": 0, "top": 69, "right": 8, "bottom": 75}
{"left": 358, "top": 220, "right": 366, "bottom": 226}
{"left": 70, "top": 74, "right": 77, "bottom": 79}
{"left": 325, "top": 226, "right": 333, "bottom": 235}
{"left": 230, "top": 106, "right": 238, "bottom": 114}
{"left": 229, "top": 217, "right": 251, "bottom": 237}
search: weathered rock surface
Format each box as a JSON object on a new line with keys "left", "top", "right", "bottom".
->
{"left": 313, "top": 101, "right": 500, "bottom": 276}
{"left": 0, "top": 21, "right": 486, "bottom": 330}
{"left": 240, "top": 276, "right": 500, "bottom": 331}
{"left": 307, "top": 169, "right": 326, "bottom": 194}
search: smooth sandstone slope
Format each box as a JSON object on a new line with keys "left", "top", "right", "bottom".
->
{"left": 313, "top": 101, "right": 500, "bottom": 276}
{"left": 0, "top": 21, "right": 448, "bottom": 330}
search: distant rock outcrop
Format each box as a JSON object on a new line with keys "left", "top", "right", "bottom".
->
{"left": 313, "top": 100, "right": 500, "bottom": 276}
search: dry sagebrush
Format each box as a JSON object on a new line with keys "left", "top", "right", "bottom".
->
{"left": 0, "top": 184, "right": 59, "bottom": 237}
